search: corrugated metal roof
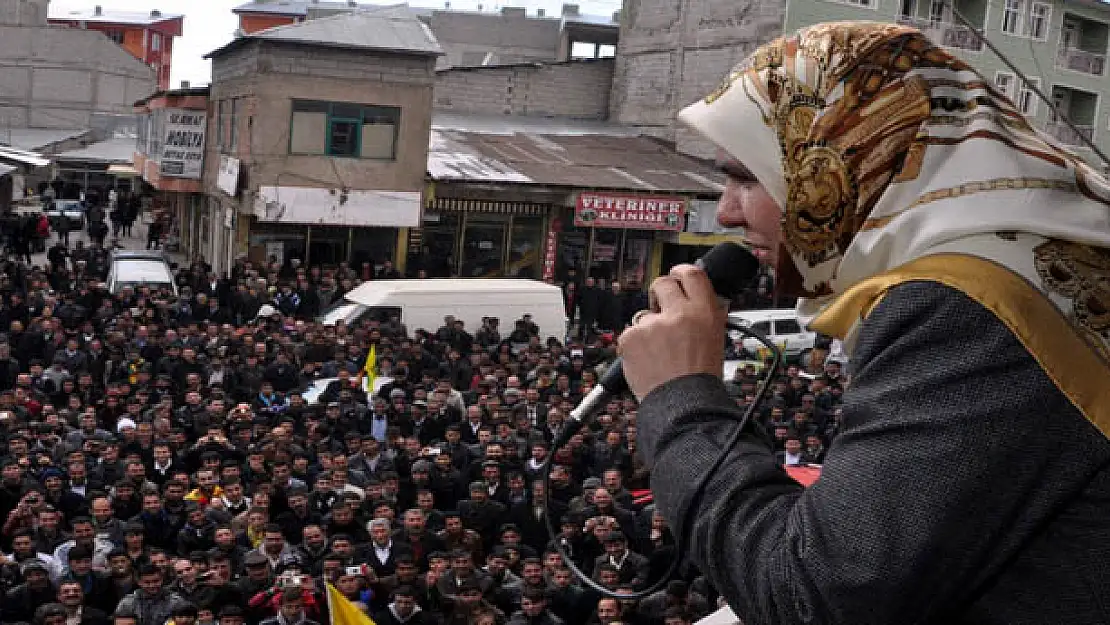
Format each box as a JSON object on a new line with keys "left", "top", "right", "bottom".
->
{"left": 48, "top": 7, "right": 184, "bottom": 26}
{"left": 0, "top": 128, "right": 87, "bottom": 151}
{"left": 234, "top": 1, "right": 373, "bottom": 16}
{"left": 210, "top": 9, "right": 441, "bottom": 57}
{"left": 54, "top": 138, "right": 137, "bottom": 164}
{"left": 0, "top": 146, "right": 51, "bottom": 168}
{"left": 428, "top": 123, "right": 725, "bottom": 194}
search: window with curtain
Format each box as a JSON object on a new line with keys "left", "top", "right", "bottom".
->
{"left": 289, "top": 100, "right": 400, "bottom": 159}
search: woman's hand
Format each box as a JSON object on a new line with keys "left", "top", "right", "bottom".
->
{"left": 618, "top": 264, "right": 727, "bottom": 400}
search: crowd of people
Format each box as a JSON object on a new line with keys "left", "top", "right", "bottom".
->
{"left": 0, "top": 219, "right": 847, "bottom": 625}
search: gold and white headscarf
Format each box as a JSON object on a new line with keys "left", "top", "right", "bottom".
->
{"left": 679, "top": 22, "right": 1110, "bottom": 437}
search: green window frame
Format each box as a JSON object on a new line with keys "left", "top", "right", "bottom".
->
{"left": 289, "top": 100, "right": 401, "bottom": 160}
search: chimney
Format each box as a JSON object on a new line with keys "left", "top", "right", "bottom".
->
{"left": 150, "top": 9, "right": 162, "bottom": 18}
{"left": 561, "top": 3, "right": 579, "bottom": 17}
{"left": 180, "top": 80, "right": 191, "bottom": 89}
{"left": 536, "top": 8, "right": 544, "bottom": 17}
{"left": 612, "top": 10, "right": 620, "bottom": 22}
{"left": 94, "top": 5, "right": 103, "bottom": 16}
{"left": 347, "top": 0, "right": 357, "bottom": 6}
{"left": 476, "top": 3, "right": 483, "bottom": 11}
{"left": 501, "top": 6, "right": 525, "bottom": 18}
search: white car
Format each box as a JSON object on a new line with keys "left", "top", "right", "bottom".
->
{"left": 107, "top": 250, "right": 178, "bottom": 296}
{"left": 727, "top": 308, "right": 816, "bottom": 363}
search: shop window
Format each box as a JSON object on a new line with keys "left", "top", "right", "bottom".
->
{"left": 557, "top": 226, "right": 589, "bottom": 283}
{"left": 409, "top": 214, "right": 460, "bottom": 277}
{"left": 621, "top": 231, "right": 653, "bottom": 287}
{"left": 461, "top": 214, "right": 508, "bottom": 278}
{"left": 290, "top": 100, "right": 400, "bottom": 159}
{"left": 508, "top": 217, "right": 543, "bottom": 279}
{"left": 590, "top": 229, "right": 622, "bottom": 282}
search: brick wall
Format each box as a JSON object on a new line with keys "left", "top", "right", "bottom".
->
{"left": 610, "top": 0, "right": 786, "bottom": 158}
{"left": 434, "top": 59, "right": 614, "bottom": 119}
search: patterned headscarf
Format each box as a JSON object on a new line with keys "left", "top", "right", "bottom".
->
{"left": 679, "top": 21, "right": 1110, "bottom": 359}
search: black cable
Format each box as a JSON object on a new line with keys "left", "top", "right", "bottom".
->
{"left": 541, "top": 320, "right": 784, "bottom": 600}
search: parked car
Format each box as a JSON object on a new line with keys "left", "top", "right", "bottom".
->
{"left": 107, "top": 250, "right": 178, "bottom": 296}
{"left": 44, "top": 199, "right": 85, "bottom": 230}
{"left": 727, "top": 308, "right": 816, "bottom": 363}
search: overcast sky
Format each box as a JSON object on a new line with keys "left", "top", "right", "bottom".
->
{"left": 49, "top": 0, "right": 621, "bottom": 88}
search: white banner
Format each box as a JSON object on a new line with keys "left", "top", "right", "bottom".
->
{"left": 254, "top": 186, "right": 421, "bottom": 227}
{"left": 160, "top": 109, "right": 206, "bottom": 179}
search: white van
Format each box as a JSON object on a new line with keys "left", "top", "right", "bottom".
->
{"left": 320, "top": 279, "right": 568, "bottom": 343}
{"left": 727, "top": 308, "right": 816, "bottom": 361}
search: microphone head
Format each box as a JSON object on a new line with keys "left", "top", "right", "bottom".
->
{"left": 695, "top": 242, "right": 760, "bottom": 297}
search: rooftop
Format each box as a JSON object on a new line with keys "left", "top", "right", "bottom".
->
{"left": 0, "top": 128, "right": 88, "bottom": 152}
{"left": 233, "top": 1, "right": 617, "bottom": 26}
{"left": 208, "top": 9, "right": 442, "bottom": 58}
{"left": 427, "top": 116, "right": 725, "bottom": 194}
{"left": 48, "top": 6, "right": 184, "bottom": 27}
{"left": 54, "top": 137, "right": 137, "bottom": 164}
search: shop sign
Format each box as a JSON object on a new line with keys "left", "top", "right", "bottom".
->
{"left": 217, "top": 156, "right": 240, "bottom": 197}
{"left": 574, "top": 192, "right": 686, "bottom": 231}
{"left": 542, "top": 219, "right": 560, "bottom": 281}
{"left": 159, "top": 109, "right": 206, "bottom": 179}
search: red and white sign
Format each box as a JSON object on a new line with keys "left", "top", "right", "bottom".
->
{"left": 543, "top": 219, "right": 561, "bottom": 281}
{"left": 574, "top": 192, "right": 686, "bottom": 231}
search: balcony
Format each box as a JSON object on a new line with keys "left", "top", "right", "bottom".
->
{"left": 1044, "top": 121, "right": 1094, "bottom": 147}
{"left": 1057, "top": 14, "right": 1109, "bottom": 76}
{"left": 897, "top": 17, "right": 984, "bottom": 52}
{"left": 1057, "top": 47, "right": 1106, "bottom": 76}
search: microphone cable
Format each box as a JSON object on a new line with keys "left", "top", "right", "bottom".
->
{"left": 541, "top": 320, "right": 784, "bottom": 600}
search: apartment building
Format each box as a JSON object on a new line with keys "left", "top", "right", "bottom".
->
{"left": 784, "top": 0, "right": 1110, "bottom": 165}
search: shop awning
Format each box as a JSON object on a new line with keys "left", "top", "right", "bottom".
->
{"left": 0, "top": 145, "right": 50, "bottom": 168}
{"left": 107, "top": 164, "right": 140, "bottom": 177}
{"left": 0, "top": 164, "right": 15, "bottom": 177}
{"left": 427, "top": 197, "right": 548, "bottom": 217}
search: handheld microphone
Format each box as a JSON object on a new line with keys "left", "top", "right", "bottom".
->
{"left": 568, "top": 242, "right": 760, "bottom": 427}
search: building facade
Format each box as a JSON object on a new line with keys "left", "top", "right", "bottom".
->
{"left": 423, "top": 117, "right": 731, "bottom": 286}
{"left": 201, "top": 12, "right": 440, "bottom": 276}
{"left": 133, "top": 87, "right": 210, "bottom": 257}
{"left": 783, "top": 0, "right": 1110, "bottom": 166}
{"left": 48, "top": 6, "right": 184, "bottom": 91}
{"left": 0, "top": 0, "right": 156, "bottom": 130}
{"left": 610, "top": 0, "right": 788, "bottom": 159}
{"left": 233, "top": 1, "right": 619, "bottom": 68}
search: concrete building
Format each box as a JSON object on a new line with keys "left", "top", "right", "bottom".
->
{"left": 133, "top": 86, "right": 210, "bottom": 256}
{"left": 422, "top": 113, "right": 727, "bottom": 283}
{"left": 232, "top": 1, "right": 618, "bottom": 67}
{"left": 783, "top": 0, "right": 1110, "bottom": 166}
{"left": 48, "top": 5, "right": 184, "bottom": 91}
{"left": 609, "top": 0, "right": 787, "bottom": 159}
{"left": 0, "top": 0, "right": 157, "bottom": 130}
{"left": 201, "top": 10, "right": 441, "bottom": 275}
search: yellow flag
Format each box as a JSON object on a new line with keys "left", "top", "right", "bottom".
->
{"left": 362, "top": 344, "right": 377, "bottom": 390}
{"left": 326, "top": 582, "right": 377, "bottom": 625}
